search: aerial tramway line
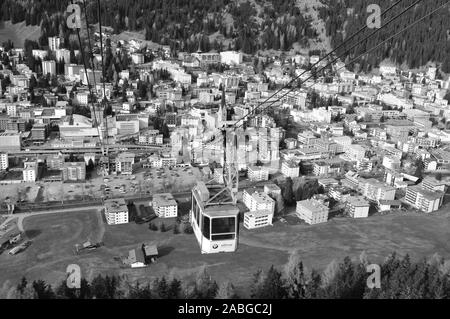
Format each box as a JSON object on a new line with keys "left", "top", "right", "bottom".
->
{"left": 68, "top": 0, "right": 112, "bottom": 175}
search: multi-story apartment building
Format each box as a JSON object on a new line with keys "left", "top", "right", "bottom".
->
{"left": 382, "top": 155, "right": 401, "bottom": 170}
{"left": 0, "top": 153, "right": 8, "bottom": 170}
{"left": 23, "top": 161, "right": 38, "bottom": 182}
{"left": 264, "top": 183, "right": 282, "bottom": 197}
{"left": 55, "top": 48, "right": 71, "bottom": 63}
{"left": 281, "top": 160, "right": 300, "bottom": 178}
{"left": 247, "top": 165, "right": 269, "bottom": 182}
{"left": 345, "top": 196, "right": 370, "bottom": 218}
{"left": 345, "top": 144, "right": 368, "bottom": 161}
{"left": 131, "top": 53, "right": 144, "bottom": 65}
{"left": 297, "top": 131, "right": 318, "bottom": 145}
{"left": 7, "top": 118, "right": 26, "bottom": 132}
{"left": 244, "top": 210, "right": 273, "bottom": 230}
{"left": 144, "top": 154, "right": 177, "bottom": 169}
{"left": 0, "top": 133, "right": 21, "bottom": 152}
{"left": 42, "top": 60, "right": 56, "bottom": 76}
{"left": 104, "top": 199, "right": 129, "bottom": 225}
{"left": 62, "top": 162, "right": 86, "bottom": 181}
{"left": 404, "top": 177, "right": 447, "bottom": 213}
{"left": 31, "top": 123, "right": 48, "bottom": 143}
{"left": 46, "top": 153, "right": 65, "bottom": 170}
{"left": 76, "top": 91, "right": 89, "bottom": 106}
{"left": 356, "top": 158, "right": 373, "bottom": 172}
{"left": 258, "top": 127, "right": 281, "bottom": 163}
{"left": 359, "top": 178, "right": 396, "bottom": 202}
{"left": 421, "top": 177, "right": 447, "bottom": 193}
{"left": 405, "top": 185, "right": 444, "bottom": 213}
{"left": 296, "top": 199, "right": 329, "bottom": 225}
{"left": 328, "top": 185, "right": 353, "bottom": 202}
{"left": 152, "top": 193, "right": 178, "bottom": 218}
{"left": 48, "top": 36, "right": 61, "bottom": 51}
{"left": 313, "top": 161, "right": 341, "bottom": 176}
{"left": 115, "top": 152, "right": 135, "bottom": 175}
{"left": 243, "top": 189, "right": 275, "bottom": 214}
{"left": 139, "top": 130, "right": 163, "bottom": 145}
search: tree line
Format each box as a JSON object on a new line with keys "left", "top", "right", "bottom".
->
{"left": 3, "top": 252, "right": 450, "bottom": 299}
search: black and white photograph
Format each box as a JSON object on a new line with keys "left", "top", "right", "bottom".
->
{"left": 0, "top": 0, "right": 450, "bottom": 307}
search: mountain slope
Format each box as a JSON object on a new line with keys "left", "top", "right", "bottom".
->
{"left": 1, "top": 0, "right": 449, "bottom": 71}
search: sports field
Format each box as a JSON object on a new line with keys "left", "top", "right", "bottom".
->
{"left": 0, "top": 207, "right": 449, "bottom": 297}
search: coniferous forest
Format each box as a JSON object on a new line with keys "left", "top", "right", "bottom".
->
{"left": 0, "top": 0, "right": 316, "bottom": 54}
{"left": 3, "top": 253, "right": 450, "bottom": 299}
{"left": 319, "top": 0, "right": 450, "bottom": 72}
{"left": 1, "top": 0, "right": 449, "bottom": 70}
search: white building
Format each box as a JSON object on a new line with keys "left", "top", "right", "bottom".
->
{"left": 244, "top": 210, "right": 273, "bottom": 230}
{"left": 296, "top": 199, "right": 329, "bottom": 225}
{"left": 345, "top": 144, "right": 368, "bottom": 161}
{"left": 243, "top": 189, "right": 275, "bottom": 214}
{"left": 356, "top": 158, "right": 373, "bottom": 172}
{"left": 131, "top": 53, "right": 144, "bottom": 65}
{"left": 32, "top": 49, "right": 48, "bottom": 60}
{"left": 247, "top": 165, "right": 269, "bottom": 181}
{"left": 405, "top": 185, "right": 443, "bottom": 213}
{"left": 382, "top": 155, "right": 401, "bottom": 170}
{"left": 48, "top": 36, "right": 61, "bottom": 51}
{"left": 281, "top": 160, "right": 300, "bottom": 178}
{"left": 404, "top": 179, "right": 446, "bottom": 213}
{"left": 152, "top": 193, "right": 178, "bottom": 218}
{"left": 104, "top": 198, "right": 129, "bottom": 225}
{"left": 23, "top": 161, "right": 38, "bottom": 182}
{"left": 6, "top": 104, "right": 17, "bottom": 117}
{"left": 360, "top": 178, "right": 396, "bottom": 202}
{"left": 76, "top": 91, "right": 89, "bottom": 106}
{"left": 379, "top": 63, "right": 397, "bottom": 76}
{"left": 42, "top": 60, "right": 56, "bottom": 76}
{"left": 345, "top": 196, "right": 370, "bottom": 218}
{"left": 0, "top": 153, "right": 8, "bottom": 170}
{"left": 139, "top": 130, "right": 163, "bottom": 145}
{"left": 55, "top": 49, "right": 71, "bottom": 63}
{"left": 220, "top": 51, "right": 243, "bottom": 65}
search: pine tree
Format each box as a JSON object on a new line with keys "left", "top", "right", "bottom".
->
{"left": 284, "top": 254, "right": 307, "bottom": 299}
{"left": 167, "top": 278, "right": 182, "bottom": 299}
{"left": 193, "top": 267, "right": 218, "bottom": 299}
{"left": 215, "top": 281, "right": 239, "bottom": 299}
{"left": 258, "top": 266, "right": 287, "bottom": 299}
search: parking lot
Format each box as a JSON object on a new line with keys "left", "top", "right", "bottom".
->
{"left": 0, "top": 166, "right": 203, "bottom": 205}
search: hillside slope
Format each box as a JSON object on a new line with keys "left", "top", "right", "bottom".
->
{"left": 0, "top": 21, "right": 41, "bottom": 47}
{"left": 0, "top": 0, "right": 449, "bottom": 71}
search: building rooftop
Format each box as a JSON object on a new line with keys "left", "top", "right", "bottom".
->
{"left": 346, "top": 196, "right": 370, "bottom": 207}
{"left": 104, "top": 198, "right": 128, "bottom": 213}
{"left": 297, "top": 199, "right": 329, "bottom": 213}
{"left": 153, "top": 193, "right": 177, "bottom": 207}
{"left": 408, "top": 185, "right": 444, "bottom": 200}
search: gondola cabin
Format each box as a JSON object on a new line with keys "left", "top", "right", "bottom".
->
{"left": 190, "top": 182, "right": 239, "bottom": 254}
